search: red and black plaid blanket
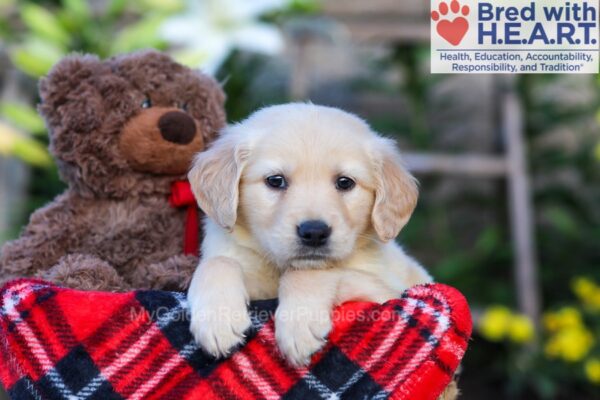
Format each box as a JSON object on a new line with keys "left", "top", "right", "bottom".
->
{"left": 0, "top": 279, "right": 471, "bottom": 400}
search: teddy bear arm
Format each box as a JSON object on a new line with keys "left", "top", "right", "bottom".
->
{"left": 37, "top": 253, "right": 129, "bottom": 292}
{"left": 0, "top": 194, "right": 107, "bottom": 287}
{"left": 0, "top": 201, "right": 76, "bottom": 284}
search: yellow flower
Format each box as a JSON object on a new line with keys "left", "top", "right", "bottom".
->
{"left": 572, "top": 277, "right": 600, "bottom": 312}
{"left": 585, "top": 358, "right": 600, "bottom": 384}
{"left": 544, "top": 326, "right": 594, "bottom": 362}
{"left": 507, "top": 314, "right": 535, "bottom": 343}
{"left": 479, "top": 306, "right": 512, "bottom": 342}
{"left": 589, "top": 291, "right": 600, "bottom": 311}
{"left": 573, "top": 277, "right": 597, "bottom": 299}
{"left": 543, "top": 313, "right": 560, "bottom": 332}
{"left": 543, "top": 307, "right": 583, "bottom": 333}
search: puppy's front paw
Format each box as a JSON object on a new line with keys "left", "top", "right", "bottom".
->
{"left": 275, "top": 306, "right": 332, "bottom": 366}
{"left": 189, "top": 296, "right": 252, "bottom": 358}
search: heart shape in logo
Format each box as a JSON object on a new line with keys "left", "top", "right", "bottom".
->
{"left": 0, "top": 279, "right": 471, "bottom": 400}
{"left": 436, "top": 17, "right": 469, "bottom": 46}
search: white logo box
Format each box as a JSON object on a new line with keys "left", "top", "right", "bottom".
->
{"left": 430, "top": 0, "right": 599, "bottom": 73}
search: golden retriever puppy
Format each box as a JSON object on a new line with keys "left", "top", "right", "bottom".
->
{"left": 187, "top": 103, "right": 432, "bottom": 366}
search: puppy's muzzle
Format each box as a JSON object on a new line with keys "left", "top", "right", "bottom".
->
{"left": 297, "top": 220, "right": 331, "bottom": 247}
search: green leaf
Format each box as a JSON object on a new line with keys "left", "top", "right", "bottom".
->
{"left": 10, "top": 37, "right": 65, "bottom": 77}
{"left": 433, "top": 254, "right": 474, "bottom": 281}
{"left": 12, "top": 137, "right": 53, "bottom": 167}
{"left": 107, "top": 0, "right": 127, "bottom": 17}
{"left": 20, "top": 4, "right": 70, "bottom": 47}
{"left": 474, "top": 226, "right": 501, "bottom": 255}
{"left": 170, "top": 48, "right": 211, "bottom": 69}
{"left": 0, "top": 102, "right": 45, "bottom": 134}
{"left": 58, "top": 0, "right": 90, "bottom": 31}
{"left": 61, "top": 0, "right": 89, "bottom": 20}
{"left": 109, "top": 15, "right": 166, "bottom": 54}
{"left": 288, "top": 0, "right": 321, "bottom": 14}
{"left": 136, "top": 0, "right": 184, "bottom": 13}
{"left": 544, "top": 206, "right": 579, "bottom": 237}
{"left": 0, "top": 122, "right": 52, "bottom": 167}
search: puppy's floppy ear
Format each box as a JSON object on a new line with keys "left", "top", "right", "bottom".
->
{"left": 188, "top": 130, "right": 248, "bottom": 231}
{"left": 371, "top": 137, "right": 418, "bottom": 242}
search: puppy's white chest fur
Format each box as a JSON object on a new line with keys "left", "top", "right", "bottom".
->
{"left": 202, "top": 218, "right": 280, "bottom": 299}
{"left": 342, "top": 241, "right": 432, "bottom": 294}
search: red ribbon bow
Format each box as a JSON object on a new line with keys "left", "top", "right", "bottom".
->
{"left": 169, "top": 180, "right": 199, "bottom": 256}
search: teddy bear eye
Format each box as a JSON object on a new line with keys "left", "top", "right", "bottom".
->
{"left": 180, "top": 102, "right": 188, "bottom": 112}
{"left": 141, "top": 98, "right": 152, "bottom": 109}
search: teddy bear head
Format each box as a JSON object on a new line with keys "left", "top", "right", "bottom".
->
{"left": 38, "top": 50, "right": 226, "bottom": 199}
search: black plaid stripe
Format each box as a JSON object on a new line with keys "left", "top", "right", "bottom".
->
{"left": 8, "top": 376, "right": 40, "bottom": 400}
{"left": 135, "top": 291, "right": 279, "bottom": 377}
{"left": 283, "top": 347, "right": 387, "bottom": 400}
{"left": 135, "top": 290, "right": 221, "bottom": 376}
{"left": 37, "top": 345, "right": 122, "bottom": 400}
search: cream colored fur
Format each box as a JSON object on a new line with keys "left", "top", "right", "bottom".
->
{"left": 187, "top": 103, "right": 432, "bottom": 365}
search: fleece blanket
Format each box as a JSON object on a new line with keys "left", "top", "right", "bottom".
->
{"left": 0, "top": 279, "right": 471, "bottom": 400}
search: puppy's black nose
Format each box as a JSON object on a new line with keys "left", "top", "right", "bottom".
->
{"left": 297, "top": 220, "right": 331, "bottom": 247}
{"left": 158, "top": 111, "right": 196, "bottom": 144}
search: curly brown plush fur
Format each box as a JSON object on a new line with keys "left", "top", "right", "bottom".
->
{"left": 0, "top": 50, "right": 226, "bottom": 291}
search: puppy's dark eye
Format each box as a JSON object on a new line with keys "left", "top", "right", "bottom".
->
{"left": 141, "top": 98, "right": 152, "bottom": 108}
{"left": 180, "top": 102, "right": 188, "bottom": 112}
{"left": 336, "top": 176, "right": 355, "bottom": 191}
{"left": 265, "top": 175, "right": 288, "bottom": 190}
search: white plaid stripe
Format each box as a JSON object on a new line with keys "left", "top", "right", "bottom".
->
{"left": 75, "top": 324, "right": 163, "bottom": 398}
{"left": 302, "top": 369, "right": 370, "bottom": 400}
{"left": 232, "top": 351, "right": 279, "bottom": 400}
{"left": 362, "top": 295, "right": 421, "bottom": 370}
{"left": 156, "top": 292, "right": 188, "bottom": 329}
{"left": 384, "top": 297, "right": 451, "bottom": 392}
{"left": 76, "top": 294, "right": 195, "bottom": 399}
{"left": 128, "top": 343, "right": 195, "bottom": 400}
{"left": 2, "top": 283, "right": 76, "bottom": 399}
{"left": 123, "top": 292, "right": 215, "bottom": 399}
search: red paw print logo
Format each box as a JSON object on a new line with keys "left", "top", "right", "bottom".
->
{"left": 431, "top": 0, "right": 470, "bottom": 46}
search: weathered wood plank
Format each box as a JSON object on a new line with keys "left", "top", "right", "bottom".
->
{"left": 334, "top": 18, "right": 430, "bottom": 42}
{"left": 403, "top": 152, "right": 508, "bottom": 176}
{"left": 502, "top": 77, "right": 541, "bottom": 327}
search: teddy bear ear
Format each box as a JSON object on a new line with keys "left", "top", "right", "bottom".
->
{"left": 38, "top": 54, "right": 105, "bottom": 135}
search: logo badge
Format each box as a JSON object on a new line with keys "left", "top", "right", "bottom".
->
{"left": 431, "top": 0, "right": 600, "bottom": 74}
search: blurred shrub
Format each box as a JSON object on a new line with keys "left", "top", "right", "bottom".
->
{"left": 0, "top": 0, "right": 181, "bottom": 168}
{"left": 476, "top": 276, "right": 600, "bottom": 398}
{"left": 0, "top": 0, "right": 312, "bottom": 165}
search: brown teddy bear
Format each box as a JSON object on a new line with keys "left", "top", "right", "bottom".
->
{"left": 0, "top": 50, "right": 226, "bottom": 291}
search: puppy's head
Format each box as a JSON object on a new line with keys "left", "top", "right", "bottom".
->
{"left": 189, "top": 104, "right": 418, "bottom": 269}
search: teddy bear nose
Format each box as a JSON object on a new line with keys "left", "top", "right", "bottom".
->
{"left": 158, "top": 111, "right": 196, "bottom": 145}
